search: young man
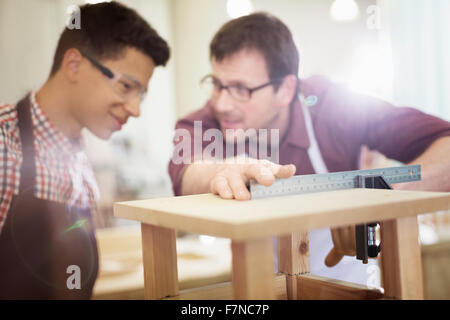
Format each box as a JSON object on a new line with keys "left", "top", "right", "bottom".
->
{"left": 0, "top": 2, "right": 169, "bottom": 299}
{"left": 168, "top": 12, "right": 450, "bottom": 285}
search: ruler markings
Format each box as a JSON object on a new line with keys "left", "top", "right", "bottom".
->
{"left": 250, "top": 165, "right": 421, "bottom": 199}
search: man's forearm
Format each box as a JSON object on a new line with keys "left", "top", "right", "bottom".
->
{"left": 180, "top": 162, "right": 218, "bottom": 195}
{"left": 179, "top": 157, "right": 296, "bottom": 198}
{"left": 180, "top": 156, "right": 250, "bottom": 196}
{"left": 394, "top": 136, "right": 450, "bottom": 191}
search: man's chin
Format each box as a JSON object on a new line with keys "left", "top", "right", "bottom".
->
{"left": 91, "top": 128, "right": 114, "bottom": 140}
{"left": 223, "top": 130, "right": 257, "bottom": 144}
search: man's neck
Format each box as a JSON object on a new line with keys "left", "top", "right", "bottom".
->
{"left": 278, "top": 102, "right": 292, "bottom": 142}
{"left": 35, "top": 77, "right": 82, "bottom": 139}
{"left": 263, "top": 101, "right": 292, "bottom": 146}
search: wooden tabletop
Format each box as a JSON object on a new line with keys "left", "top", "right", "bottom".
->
{"left": 114, "top": 189, "right": 450, "bottom": 240}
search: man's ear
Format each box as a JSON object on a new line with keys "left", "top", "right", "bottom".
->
{"left": 276, "top": 74, "right": 298, "bottom": 108}
{"left": 60, "top": 48, "right": 83, "bottom": 82}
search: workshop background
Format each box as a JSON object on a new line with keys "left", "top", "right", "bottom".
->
{"left": 0, "top": 0, "right": 449, "bottom": 299}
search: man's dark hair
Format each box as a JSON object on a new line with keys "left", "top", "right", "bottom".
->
{"left": 50, "top": 1, "right": 170, "bottom": 76}
{"left": 210, "top": 12, "right": 299, "bottom": 83}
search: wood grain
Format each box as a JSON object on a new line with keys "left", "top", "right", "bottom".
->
{"left": 278, "top": 231, "right": 310, "bottom": 275}
{"left": 297, "top": 274, "right": 384, "bottom": 300}
{"left": 141, "top": 224, "right": 179, "bottom": 299}
{"left": 164, "top": 274, "right": 287, "bottom": 300}
{"left": 285, "top": 275, "right": 299, "bottom": 300}
{"left": 231, "top": 237, "right": 276, "bottom": 299}
{"left": 381, "top": 217, "right": 424, "bottom": 299}
{"left": 114, "top": 189, "right": 450, "bottom": 240}
{"left": 278, "top": 232, "right": 309, "bottom": 300}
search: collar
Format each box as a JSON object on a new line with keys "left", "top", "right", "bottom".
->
{"left": 283, "top": 96, "right": 310, "bottom": 150}
{"left": 30, "top": 91, "right": 85, "bottom": 154}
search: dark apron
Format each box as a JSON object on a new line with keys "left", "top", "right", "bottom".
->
{"left": 0, "top": 94, "right": 99, "bottom": 299}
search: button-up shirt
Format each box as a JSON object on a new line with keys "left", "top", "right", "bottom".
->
{"left": 168, "top": 75, "right": 450, "bottom": 195}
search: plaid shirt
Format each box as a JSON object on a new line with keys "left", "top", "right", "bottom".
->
{"left": 0, "top": 92, "right": 99, "bottom": 234}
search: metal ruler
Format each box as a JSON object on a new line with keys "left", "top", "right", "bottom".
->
{"left": 250, "top": 164, "right": 421, "bottom": 199}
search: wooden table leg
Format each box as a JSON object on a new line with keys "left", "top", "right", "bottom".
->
{"left": 141, "top": 223, "right": 179, "bottom": 299}
{"left": 278, "top": 232, "right": 310, "bottom": 299}
{"left": 231, "top": 237, "right": 275, "bottom": 299}
{"left": 380, "top": 216, "right": 424, "bottom": 299}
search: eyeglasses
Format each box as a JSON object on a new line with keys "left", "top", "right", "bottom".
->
{"left": 80, "top": 51, "right": 147, "bottom": 102}
{"left": 200, "top": 75, "right": 282, "bottom": 102}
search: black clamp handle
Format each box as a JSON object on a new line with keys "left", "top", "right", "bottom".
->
{"left": 354, "top": 174, "right": 391, "bottom": 264}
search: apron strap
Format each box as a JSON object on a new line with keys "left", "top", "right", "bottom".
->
{"left": 16, "top": 94, "right": 37, "bottom": 194}
{"left": 300, "top": 94, "right": 329, "bottom": 174}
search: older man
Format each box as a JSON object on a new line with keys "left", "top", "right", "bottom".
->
{"left": 168, "top": 12, "right": 450, "bottom": 285}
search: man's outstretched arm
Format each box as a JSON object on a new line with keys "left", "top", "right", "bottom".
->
{"left": 180, "top": 157, "right": 296, "bottom": 200}
{"left": 393, "top": 136, "right": 450, "bottom": 192}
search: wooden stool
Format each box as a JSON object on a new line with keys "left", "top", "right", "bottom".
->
{"left": 114, "top": 189, "right": 450, "bottom": 300}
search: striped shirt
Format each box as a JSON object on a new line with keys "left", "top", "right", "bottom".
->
{"left": 0, "top": 92, "right": 99, "bottom": 233}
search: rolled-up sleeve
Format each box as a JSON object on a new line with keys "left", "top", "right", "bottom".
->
{"left": 167, "top": 119, "right": 193, "bottom": 196}
{"left": 167, "top": 104, "right": 219, "bottom": 196}
{"left": 316, "top": 80, "right": 450, "bottom": 164}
